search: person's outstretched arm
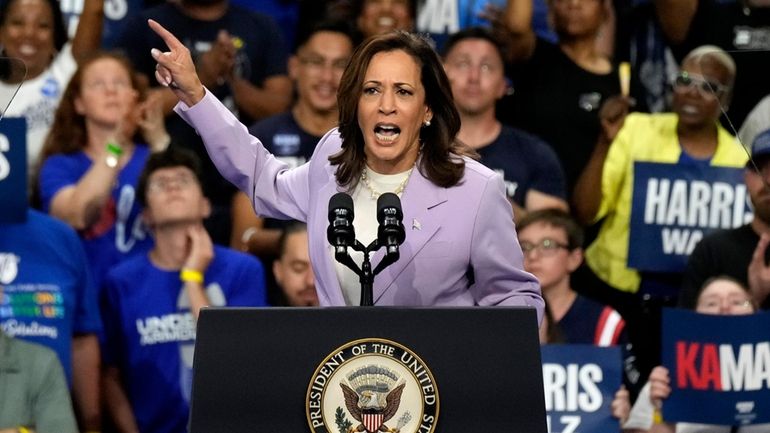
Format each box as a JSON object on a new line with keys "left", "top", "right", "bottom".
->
{"left": 148, "top": 19, "right": 312, "bottom": 223}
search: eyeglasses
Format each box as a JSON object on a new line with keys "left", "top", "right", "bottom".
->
{"left": 147, "top": 173, "right": 196, "bottom": 193}
{"left": 672, "top": 71, "right": 727, "bottom": 99}
{"left": 519, "top": 238, "right": 570, "bottom": 258}
{"left": 83, "top": 79, "right": 132, "bottom": 93}
{"left": 298, "top": 56, "right": 349, "bottom": 74}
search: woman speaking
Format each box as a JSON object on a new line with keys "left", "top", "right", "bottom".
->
{"left": 147, "top": 19, "right": 543, "bottom": 319}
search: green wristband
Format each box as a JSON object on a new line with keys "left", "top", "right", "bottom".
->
{"left": 106, "top": 142, "right": 123, "bottom": 157}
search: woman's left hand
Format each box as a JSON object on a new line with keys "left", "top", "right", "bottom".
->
{"left": 139, "top": 90, "right": 171, "bottom": 152}
{"left": 610, "top": 385, "right": 630, "bottom": 425}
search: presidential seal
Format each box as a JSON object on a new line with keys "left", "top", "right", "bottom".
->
{"left": 306, "top": 338, "right": 439, "bottom": 433}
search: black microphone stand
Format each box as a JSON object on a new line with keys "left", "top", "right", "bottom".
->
{"left": 337, "top": 239, "right": 399, "bottom": 306}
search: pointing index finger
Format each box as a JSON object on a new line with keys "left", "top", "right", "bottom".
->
{"left": 148, "top": 19, "right": 184, "bottom": 51}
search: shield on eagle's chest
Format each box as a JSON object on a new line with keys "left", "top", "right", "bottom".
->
{"left": 362, "top": 412, "right": 384, "bottom": 432}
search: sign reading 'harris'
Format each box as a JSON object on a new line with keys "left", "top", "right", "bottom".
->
{"left": 628, "top": 162, "right": 752, "bottom": 273}
{"left": 306, "top": 339, "right": 439, "bottom": 433}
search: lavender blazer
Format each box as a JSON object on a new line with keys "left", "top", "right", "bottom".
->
{"left": 176, "top": 91, "right": 543, "bottom": 321}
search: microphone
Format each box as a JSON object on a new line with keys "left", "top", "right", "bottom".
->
{"left": 376, "top": 192, "right": 406, "bottom": 257}
{"left": 327, "top": 192, "right": 355, "bottom": 256}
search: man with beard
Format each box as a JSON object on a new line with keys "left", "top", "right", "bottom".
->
{"left": 681, "top": 128, "right": 770, "bottom": 311}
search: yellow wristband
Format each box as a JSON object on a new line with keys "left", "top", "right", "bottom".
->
{"left": 18, "top": 427, "right": 31, "bottom": 433}
{"left": 180, "top": 268, "right": 204, "bottom": 284}
{"left": 653, "top": 408, "right": 663, "bottom": 424}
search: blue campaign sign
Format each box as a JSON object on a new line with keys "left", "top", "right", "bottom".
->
{"left": 627, "top": 162, "right": 751, "bottom": 272}
{"left": 0, "top": 118, "right": 27, "bottom": 223}
{"left": 541, "top": 345, "right": 622, "bottom": 433}
{"left": 661, "top": 308, "right": 770, "bottom": 426}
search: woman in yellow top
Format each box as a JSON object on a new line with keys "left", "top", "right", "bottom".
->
{"left": 573, "top": 45, "right": 747, "bottom": 295}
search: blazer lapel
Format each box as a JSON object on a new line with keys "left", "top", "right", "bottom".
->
{"left": 311, "top": 168, "right": 348, "bottom": 306}
{"left": 372, "top": 169, "right": 447, "bottom": 303}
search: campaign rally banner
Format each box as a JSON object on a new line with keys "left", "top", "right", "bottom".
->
{"left": 0, "top": 118, "right": 27, "bottom": 223}
{"left": 661, "top": 308, "right": 770, "bottom": 426}
{"left": 541, "top": 345, "right": 622, "bottom": 433}
{"left": 628, "top": 162, "right": 751, "bottom": 273}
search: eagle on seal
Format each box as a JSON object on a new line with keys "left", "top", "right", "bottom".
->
{"left": 340, "top": 382, "right": 406, "bottom": 433}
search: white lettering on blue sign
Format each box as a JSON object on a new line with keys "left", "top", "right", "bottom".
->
{"left": 542, "top": 363, "right": 603, "bottom": 412}
{"left": 643, "top": 178, "right": 749, "bottom": 228}
{"left": 0, "top": 134, "right": 10, "bottom": 181}
{"left": 417, "top": 0, "right": 459, "bottom": 34}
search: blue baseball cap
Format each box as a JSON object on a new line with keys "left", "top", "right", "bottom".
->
{"left": 751, "top": 129, "right": 770, "bottom": 160}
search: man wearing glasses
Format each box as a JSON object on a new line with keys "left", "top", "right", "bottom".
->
{"left": 572, "top": 45, "right": 748, "bottom": 379}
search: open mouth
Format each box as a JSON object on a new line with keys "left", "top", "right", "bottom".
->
{"left": 377, "top": 16, "right": 395, "bottom": 28}
{"left": 18, "top": 44, "right": 38, "bottom": 57}
{"left": 374, "top": 123, "right": 401, "bottom": 143}
{"left": 680, "top": 104, "right": 700, "bottom": 115}
{"left": 314, "top": 84, "right": 336, "bottom": 98}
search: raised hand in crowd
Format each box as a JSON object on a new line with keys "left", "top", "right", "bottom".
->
{"left": 747, "top": 233, "right": 770, "bottom": 306}
{"left": 138, "top": 91, "right": 171, "bottom": 152}
{"left": 598, "top": 95, "right": 636, "bottom": 145}
{"left": 196, "top": 29, "right": 237, "bottom": 89}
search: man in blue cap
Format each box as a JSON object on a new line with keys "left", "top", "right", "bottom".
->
{"left": 682, "top": 127, "right": 770, "bottom": 310}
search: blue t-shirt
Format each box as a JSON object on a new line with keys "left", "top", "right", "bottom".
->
{"left": 477, "top": 125, "right": 566, "bottom": 206}
{"left": 0, "top": 209, "right": 101, "bottom": 383}
{"left": 249, "top": 111, "right": 320, "bottom": 169}
{"left": 116, "top": 2, "right": 288, "bottom": 126}
{"left": 38, "top": 145, "right": 153, "bottom": 289}
{"left": 101, "top": 246, "right": 267, "bottom": 433}
{"left": 250, "top": 112, "right": 319, "bottom": 230}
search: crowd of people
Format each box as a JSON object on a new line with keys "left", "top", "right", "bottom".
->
{"left": 1, "top": 0, "right": 769, "bottom": 431}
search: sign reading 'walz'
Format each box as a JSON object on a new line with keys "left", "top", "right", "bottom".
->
{"left": 307, "top": 338, "right": 439, "bottom": 433}
{"left": 628, "top": 162, "right": 751, "bottom": 273}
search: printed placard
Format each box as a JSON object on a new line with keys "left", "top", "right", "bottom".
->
{"left": 628, "top": 162, "right": 751, "bottom": 272}
{"left": 541, "top": 345, "right": 623, "bottom": 433}
{"left": 661, "top": 308, "right": 770, "bottom": 425}
{"left": 0, "top": 118, "right": 27, "bottom": 223}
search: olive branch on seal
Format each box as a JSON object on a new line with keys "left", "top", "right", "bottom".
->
{"left": 335, "top": 407, "right": 353, "bottom": 433}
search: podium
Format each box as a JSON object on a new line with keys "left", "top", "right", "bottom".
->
{"left": 189, "top": 307, "right": 547, "bottom": 432}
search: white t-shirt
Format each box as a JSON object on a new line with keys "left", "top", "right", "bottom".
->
{"left": 0, "top": 43, "right": 77, "bottom": 177}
